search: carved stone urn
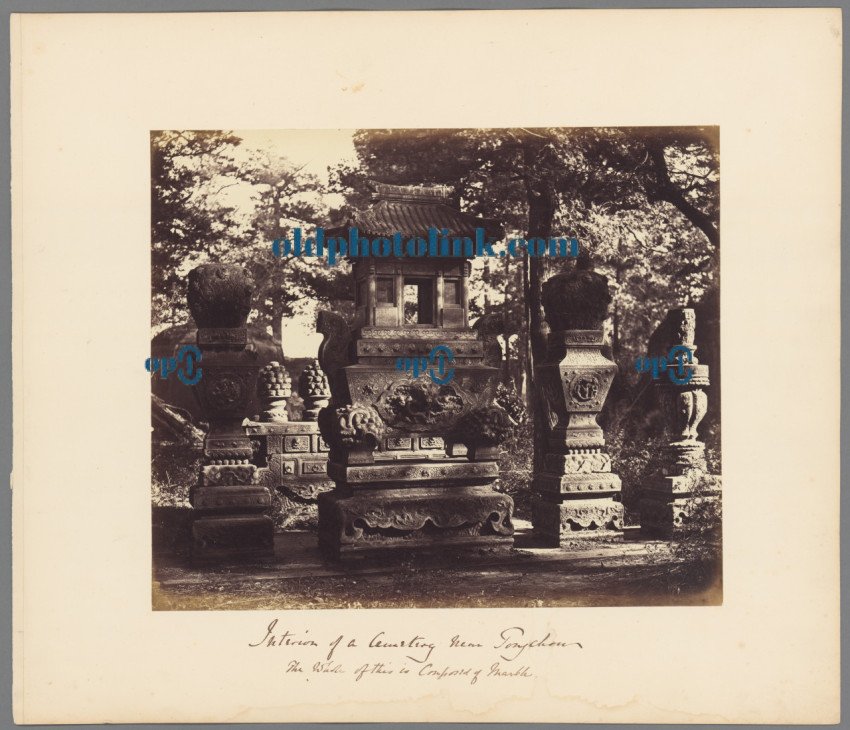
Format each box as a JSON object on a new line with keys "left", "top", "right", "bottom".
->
{"left": 315, "top": 183, "right": 516, "bottom": 559}
{"left": 640, "top": 308, "right": 721, "bottom": 537}
{"left": 188, "top": 263, "right": 274, "bottom": 562}
{"left": 531, "top": 255, "right": 624, "bottom": 544}
{"left": 187, "top": 263, "right": 253, "bottom": 329}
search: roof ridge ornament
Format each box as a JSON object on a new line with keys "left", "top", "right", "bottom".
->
{"left": 371, "top": 182, "right": 453, "bottom": 203}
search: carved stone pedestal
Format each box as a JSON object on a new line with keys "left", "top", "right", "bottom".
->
{"left": 319, "top": 483, "right": 513, "bottom": 557}
{"left": 315, "top": 360, "right": 516, "bottom": 560}
{"left": 640, "top": 467, "right": 722, "bottom": 538}
{"left": 532, "top": 259, "right": 624, "bottom": 545}
{"left": 187, "top": 264, "right": 274, "bottom": 563}
{"left": 241, "top": 359, "right": 333, "bottom": 528}
{"left": 245, "top": 420, "right": 334, "bottom": 527}
{"left": 532, "top": 447, "right": 624, "bottom": 543}
{"left": 532, "top": 498, "right": 623, "bottom": 542}
{"left": 640, "top": 308, "right": 722, "bottom": 538}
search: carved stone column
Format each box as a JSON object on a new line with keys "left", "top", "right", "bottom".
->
{"left": 188, "top": 263, "right": 274, "bottom": 562}
{"left": 640, "top": 308, "right": 721, "bottom": 538}
{"left": 531, "top": 256, "right": 624, "bottom": 544}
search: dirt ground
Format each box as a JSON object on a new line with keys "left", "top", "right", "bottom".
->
{"left": 152, "top": 522, "right": 722, "bottom": 610}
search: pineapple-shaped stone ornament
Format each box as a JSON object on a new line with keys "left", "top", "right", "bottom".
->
{"left": 257, "top": 361, "right": 292, "bottom": 422}
{"left": 298, "top": 360, "right": 331, "bottom": 422}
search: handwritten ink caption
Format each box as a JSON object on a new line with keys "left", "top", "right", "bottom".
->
{"left": 248, "top": 620, "right": 582, "bottom": 685}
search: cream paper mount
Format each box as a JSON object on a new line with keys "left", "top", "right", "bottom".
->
{"left": 10, "top": 8, "right": 841, "bottom": 725}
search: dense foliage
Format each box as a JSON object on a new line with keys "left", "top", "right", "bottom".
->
{"left": 151, "top": 127, "right": 721, "bottom": 546}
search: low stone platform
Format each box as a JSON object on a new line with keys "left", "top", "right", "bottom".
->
{"left": 152, "top": 520, "right": 721, "bottom": 610}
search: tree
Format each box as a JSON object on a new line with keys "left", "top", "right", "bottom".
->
{"left": 151, "top": 131, "right": 354, "bottom": 338}
{"left": 330, "top": 127, "right": 720, "bottom": 470}
{"left": 151, "top": 130, "right": 243, "bottom": 327}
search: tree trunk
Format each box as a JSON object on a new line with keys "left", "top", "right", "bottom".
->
{"left": 502, "top": 253, "right": 512, "bottom": 385}
{"left": 612, "top": 266, "right": 622, "bottom": 361}
{"left": 271, "top": 191, "right": 284, "bottom": 345}
{"left": 272, "top": 308, "right": 283, "bottom": 345}
{"left": 523, "top": 143, "right": 557, "bottom": 473}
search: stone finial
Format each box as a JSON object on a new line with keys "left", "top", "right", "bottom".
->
{"left": 648, "top": 307, "right": 699, "bottom": 363}
{"left": 541, "top": 254, "right": 612, "bottom": 331}
{"left": 298, "top": 360, "right": 331, "bottom": 421}
{"left": 316, "top": 310, "right": 351, "bottom": 388}
{"left": 187, "top": 263, "right": 254, "bottom": 328}
{"left": 257, "top": 361, "right": 291, "bottom": 422}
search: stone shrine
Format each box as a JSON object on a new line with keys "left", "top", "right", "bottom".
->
{"left": 531, "top": 254, "right": 624, "bottom": 543}
{"left": 316, "top": 183, "right": 516, "bottom": 559}
{"left": 640, "top": 308, "right": 722, "bottom": 537}
{"left": 188, "top": 263, "right": 274, "bottom": 562}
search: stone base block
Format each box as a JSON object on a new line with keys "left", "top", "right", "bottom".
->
{"left": 318, "top": 486, "right": 514, "bottom": 560}
{"left": 191, "top": 484, "right": 272, "bottom": 511}
{"left": 192, "top": 514, "right": 274, "bottom": 562}
{"left": 640, "top": 478, "right": 722, "bottom": 539}
{"left": 532, "top": 497, "right": 624, "bottom": 546}
{"left": 645, "top": 472, "right": 722, "bottom": 497}
{"left": 658, "top": 442, "right": 708, "bottom": 475}
{"left": 328, "top": 459, "right": 498, "bottom": 488}
{"left": 201, "top": 464, "right": 259, "bottom": 486}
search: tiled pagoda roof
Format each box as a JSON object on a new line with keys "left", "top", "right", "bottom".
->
{"left": 329, "top": 183, "right": 504, "bottom": 241}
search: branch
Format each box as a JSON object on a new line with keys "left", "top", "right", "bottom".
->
{"left": 646, "top": 142, "right": 719, "bottom": 248}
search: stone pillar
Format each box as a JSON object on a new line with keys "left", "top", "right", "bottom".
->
{"left": 531, "top": 255, "right": 624, "bottom": 544}
{"left": 188, "top": 263, "right": 274, "bottom": 562}
{"left": 640, "top": 308, "right": 721, "bottom": 538}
